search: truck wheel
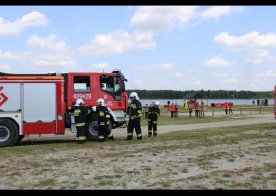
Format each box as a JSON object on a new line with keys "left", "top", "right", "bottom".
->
{"left": 0, "top": 119, "right": 19, "bottom": 147}
{"left": 85, "top": 114, "right": 99, "bottom": 141}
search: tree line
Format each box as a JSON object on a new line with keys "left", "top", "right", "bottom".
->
{"left": 126, "top": 89, "right": 274, "bottom": 99}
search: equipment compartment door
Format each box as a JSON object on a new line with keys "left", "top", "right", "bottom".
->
{"left": 23, "top": 83, "right": 56, "bottom": 122}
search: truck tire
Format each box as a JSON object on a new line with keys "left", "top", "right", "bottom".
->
{"left": 0, "top": 119, "right": 19, "bottom": 147}
{"left": 85, "top": 114, "right": 99, "bottom": 141}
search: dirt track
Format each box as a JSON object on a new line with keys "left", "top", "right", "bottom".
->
{"left": 22, "top": 112, "right": 275, "bottom": 142}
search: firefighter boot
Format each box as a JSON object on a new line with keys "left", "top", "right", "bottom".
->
{"left": 137, "top": 134, "right": 142, "bottom": 140}
{"left": 76, "top": 136, "right": 86, "bottom": 144}
{"left": 108, "top": 134, "right": 114, "bottom": 141}
{"left": 98, "top": 135, "right": 105, "bottom": 142}
{"left": 126, "top": 135, "right": 133, "bottom": 140}
{"left": 148, "top": 131, "right": 152, "bottom": 137}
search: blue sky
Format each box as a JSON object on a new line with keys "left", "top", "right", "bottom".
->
{"left": 0, "top": 6, "right": 276, "bottom": 91}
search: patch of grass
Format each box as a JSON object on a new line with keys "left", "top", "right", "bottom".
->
{"left": 34, "top": 178, "right": 56, "bottom": 187}
{"left": 222, "top": 173, "right": 232, "bottom": 178}
{"left": 182, "top": 167, "right": 189, "bottom": 173}
{"left": 113, "top": 166, "right": 124, "bottom": 174}
{"left": 97, "top": 179, "right": 113, "bottom": 186}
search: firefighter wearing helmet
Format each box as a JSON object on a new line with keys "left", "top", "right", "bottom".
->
{"left": 74, "top": 98, "right": 88, "bottom": 144}
{"left": 147, "top": 100, "right": 160, "bottom": 137}
{"left": 127, "top": 92, "right": 143, "bottom": 140}
{"left": 95, "top": 98, "right": 114, "bottom": 142}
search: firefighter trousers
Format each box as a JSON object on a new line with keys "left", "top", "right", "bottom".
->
{"left": 148, "top": 120, "right": 157, "bottom": 136}
{"left": 76, "top": 125, "right": 85, "bottom": 137}
{"left": 127, "top": 117, "right": 142, "bottom": 140}
{"left": 98, "top": 124, "right": 114, "bottom": 142}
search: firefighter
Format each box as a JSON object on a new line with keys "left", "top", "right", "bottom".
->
{"left": 95, "top": 98, "right": 114, "bottom": 142}
{"left": 74, "top": 98, "right": 88, "bottom": 144}
{"left": 127, "top": 92, "right": 142, "bottom": 140}
{"left": 147, "top": 101, "right": 160, "bottom": 137}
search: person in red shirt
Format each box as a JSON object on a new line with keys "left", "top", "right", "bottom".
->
{"left": 224, "top": 102, "right": 229, "bottom": 115}
{"left": 194, "top": 100, "right": 200, "bottom": 117}
{"left": 170, "top": 103, "right": 175, "bottom": 118}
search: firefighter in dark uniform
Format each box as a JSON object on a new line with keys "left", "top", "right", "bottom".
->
{"left": 127, "top": 92, "right": 142, "bottom": 140}
{"left": 74, "top": 98, "right": 88, "bottom": 144}
{"left": 95, "top": 98, "right": 114, "bottom": 142}
{"left": 147, "top": 101, "right": 160, "bottom": 137}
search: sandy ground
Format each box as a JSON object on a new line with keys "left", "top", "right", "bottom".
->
{"left": 1, "top": 112, "right": 275, "bottom": 189}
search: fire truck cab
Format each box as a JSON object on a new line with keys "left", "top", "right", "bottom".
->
{"left": 0, "top": 70, "right": 129, "bottom": 147}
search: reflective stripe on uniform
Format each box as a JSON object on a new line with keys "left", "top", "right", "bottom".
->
{"left": 128, "top": 133, "right": 133, "bottom": 136}
{"left": 74, "top": 109, "right": 81, "bottom": 116}
{"left": 137, "top": 133, "right": 142, "bottom": 137}
{"left": 100, "top": 122, "right": 105, "bottom": 125}
{"left": 131, "top": 104, "right": 137, "bottom": 109}
{"left": 106, "top": 114, "right": 110, "bottom": 118}
{"left": 75, "top": 123, "right": 85, "bottom": 127}
{"left": 153, "top": 121, "right": 157, "bottom": 124}
{"left": 108, "top": 133, "right": 113, "bottom": 137}
{"left": 99, "top": 111, "right": 105, "bottom": 116}
{"left": 99, "top": 135, "right": 104, "bottom": 139}
{"left": 78, "top": 136, "right": 86, "bottom": 141}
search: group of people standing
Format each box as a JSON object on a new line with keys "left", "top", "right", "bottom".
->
{"left": 73, "top": 91, "right": 161, "bottom": 144}
{"left": 73, "top": 98, "right": 114, "bottom": 144}
{"left": 169, "top": 102, "right": 179, "bottom": 118}
{"left": 185, "top": 98, "right": 205, "bottom": 118}
{"left": 224, "top": 102, "right": 233, "bottom": 115}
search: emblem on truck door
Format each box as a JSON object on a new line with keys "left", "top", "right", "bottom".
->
{"left": 0, "top": 86, "right": 8, "bottom": 107}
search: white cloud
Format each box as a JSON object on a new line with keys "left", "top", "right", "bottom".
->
{"left": 0, "top": 50, "right": 27, "bottom": 60}
{"left": 27, "top": 34, "right": 67, "bottom": 52}
{"left": 0, "top": 11, "right": 48, "bottom": 36}
{"left": 131, "top": 6, "right": 198, "bottom": 32}
{"left": 215, "top": 31, "right": 276, "bottom": 51}
{"left": 204, "top": 56, "right": 234, "bottom": 67}
{"left": 201, "top": 6, "right": 244, "bottom": 20}
{"left": 258, "top": 70, "right": 276, "bottom": 78}
{"left": 31, "top": 54, "right": 76, "bottom": 71}
{"left": 92, "top": 63, "right": 110, "bottom": 70}
{"left": 221, "top": 78, "right": 241, "bottom": 85}
{"left": 78, "top": 30, "right": 155, "bottom": 56}
{"left": 0, "top": 64, "right": 11, "bottom": 72}
{"left": 214, "top": 31, "right": 276, "bottom": 64}
{"left": 134, "top": 79, "right": 143, "bottom": 84}
{"left": 212, "top": 72, "right": 228, "bottom": 78}
{"left": 175, "top": 72, "right": 187, "bottom": 77}
{"left": 133, "top": 63, "right": 175, "bottom": 72}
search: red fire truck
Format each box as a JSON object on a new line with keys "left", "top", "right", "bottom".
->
{"left": 0, "top": 70, "right": 129, "bottom": 147}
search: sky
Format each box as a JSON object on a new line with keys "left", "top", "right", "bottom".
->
{"left": 0, "top": 6, "right": 276, "bottom": 91}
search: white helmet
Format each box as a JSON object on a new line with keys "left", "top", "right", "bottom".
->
{"left": 97, "top": 98, "right": 105, "bottom": 106}
{"left": 75, "top": 98, "right": 84, "bottom": 106}
{"left": 130, "top": 92, "right": 139, "bottom": 100}
{"left": 154, "top": 101, "right": 160, "bottom": 106}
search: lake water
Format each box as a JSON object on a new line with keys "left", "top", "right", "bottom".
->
{"left": 140, "top": 99, "right": 274, "bottom": 106}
